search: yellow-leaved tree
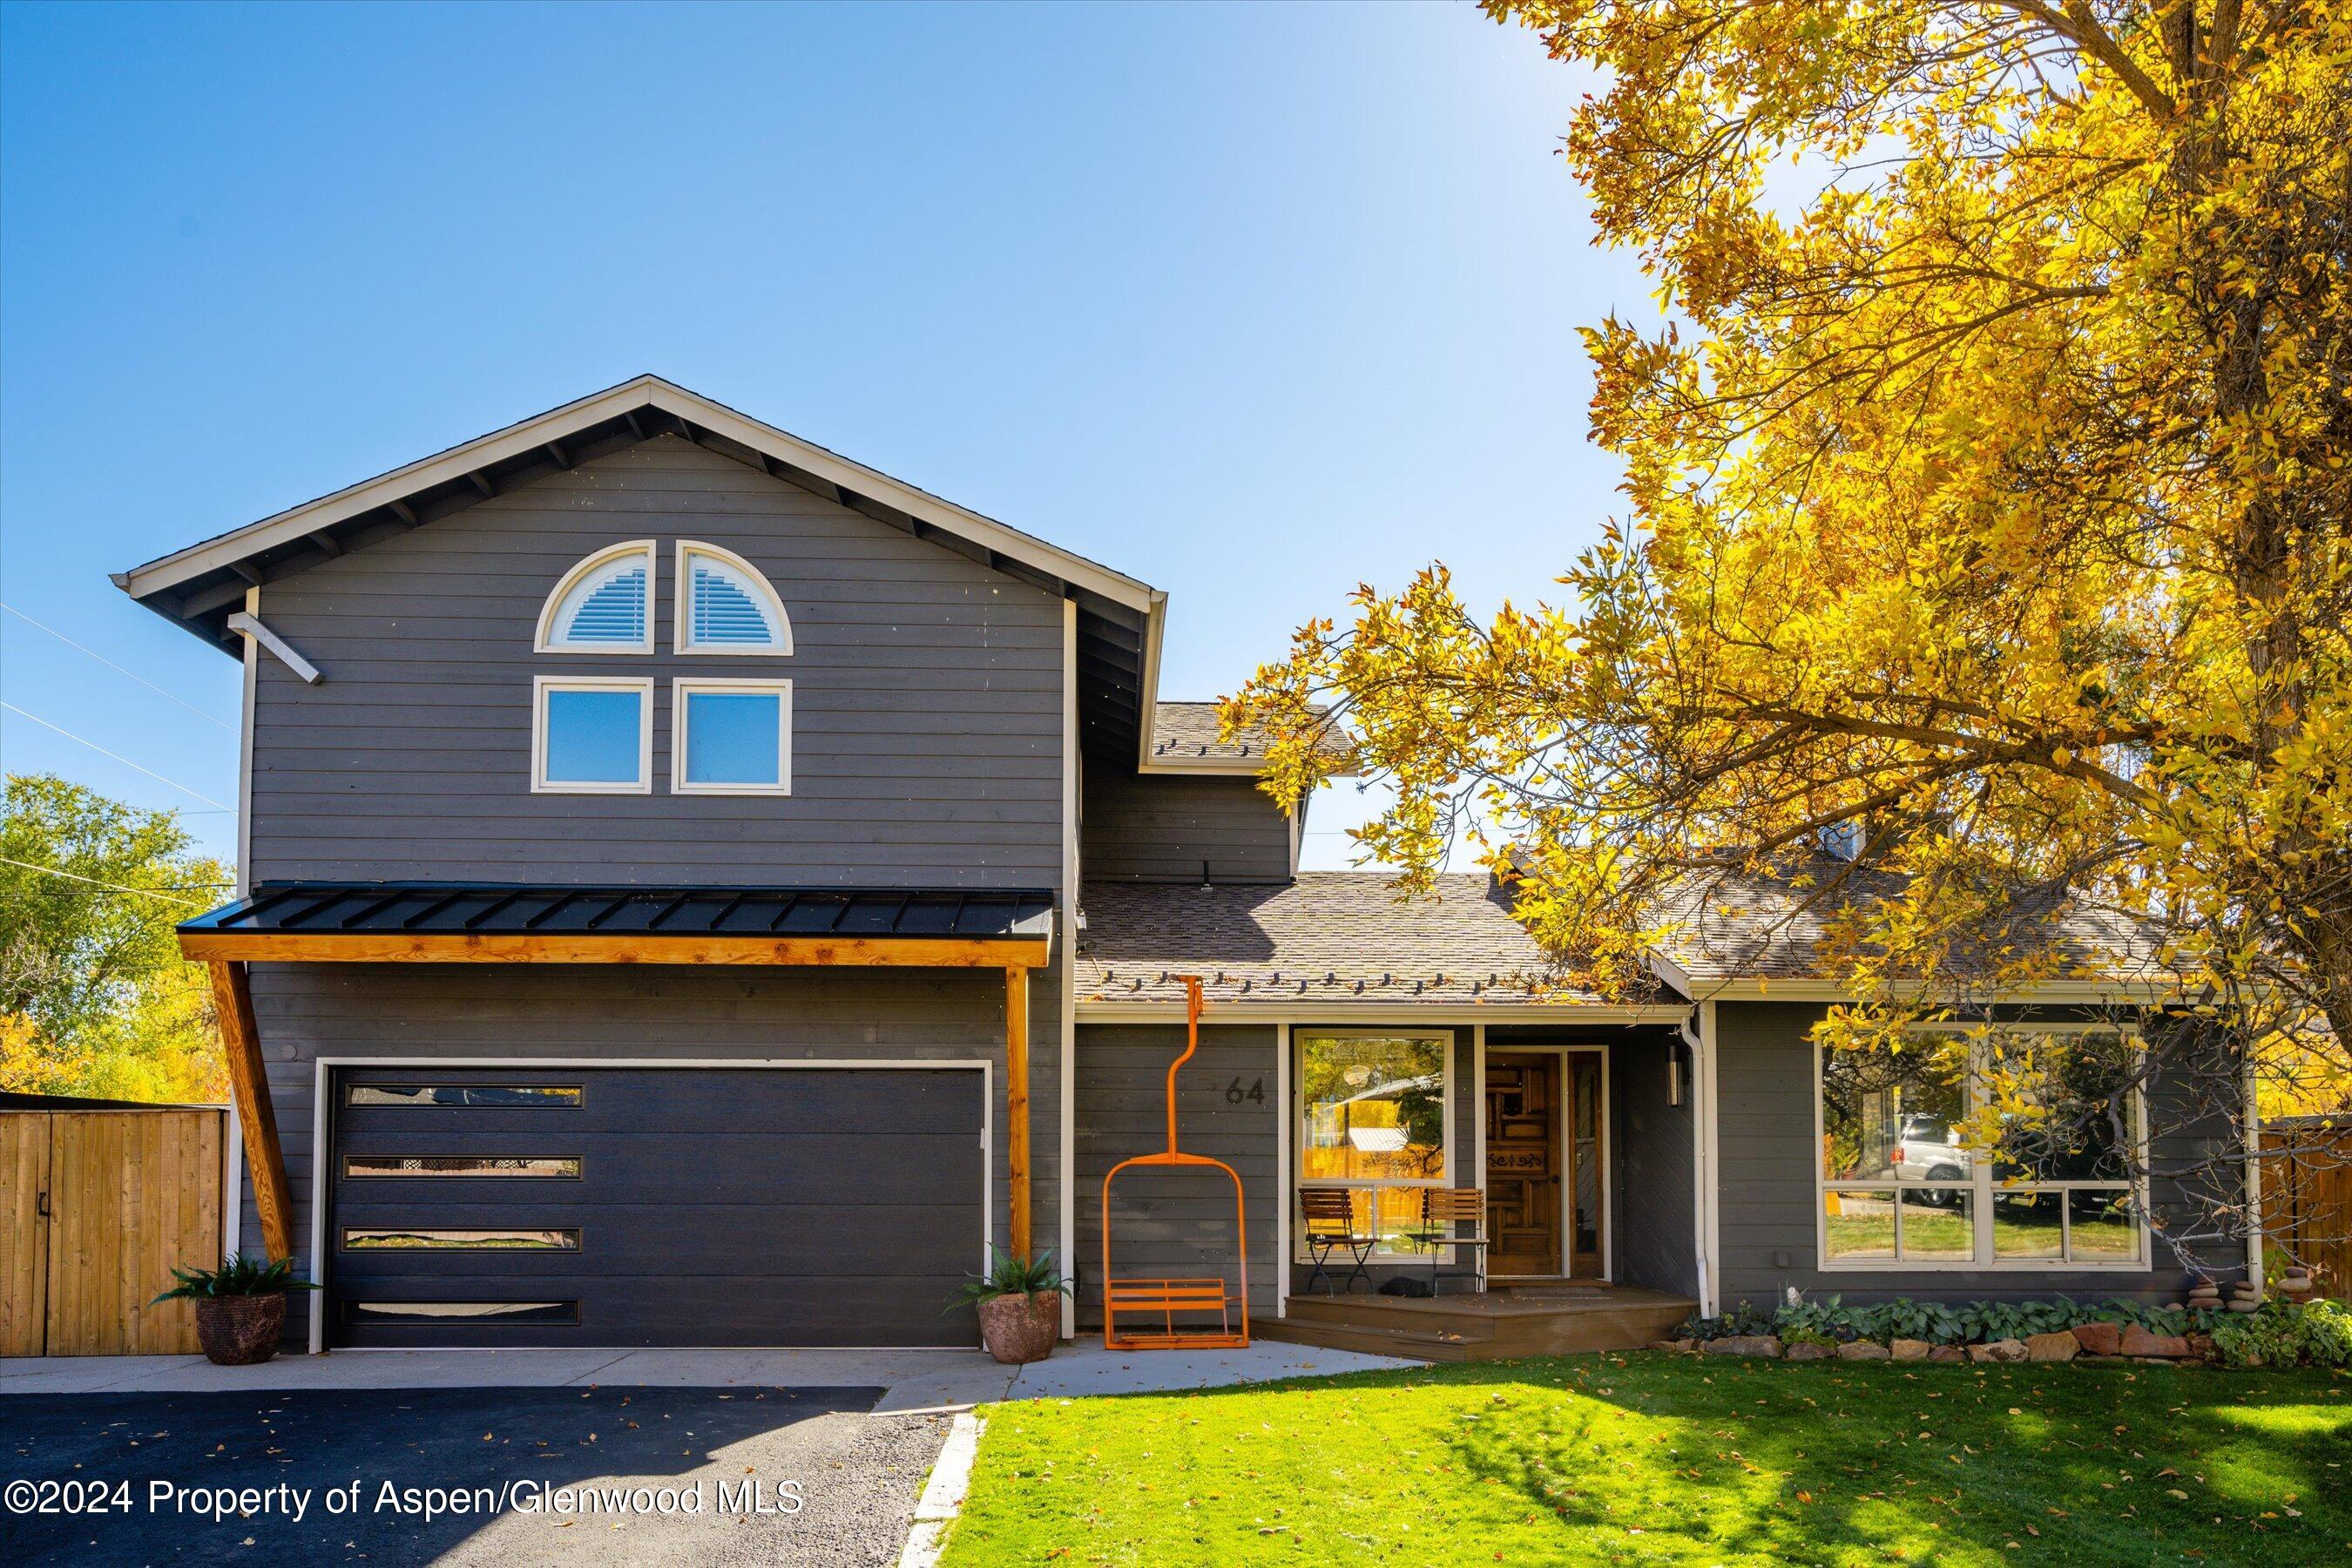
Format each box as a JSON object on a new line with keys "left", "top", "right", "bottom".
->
{"left": 1235, "top": 3, "right": 2349, "bottom": 1202}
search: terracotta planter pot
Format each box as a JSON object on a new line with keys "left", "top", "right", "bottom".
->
{"left": 193, "top": 1294, "right": 287, "bottom": 1367}
{"left": 975, "top": 1290, "right": 1063, "bottom": 1365}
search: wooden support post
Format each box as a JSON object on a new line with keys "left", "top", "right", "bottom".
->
{"left": 206, "top": 960, "right": 295, "bottom": 1262}
{"left": 1005, "top": 964, "right": 1031, "bottom": 1260}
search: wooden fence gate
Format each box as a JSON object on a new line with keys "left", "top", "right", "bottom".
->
{"left": 2263, "top": 1117, "right": 2350, "bottom": 1299}
{"left": 1, "top": 1108, "right": 226, "bottom": 1356}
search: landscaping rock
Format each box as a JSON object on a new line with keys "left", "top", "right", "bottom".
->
{"left": 2072, "top": 1321, "right": 2124, "bottom": 1356}
{"left": 1650, "top": 1339, "right": 1699, "bottom": 1355}
{"left": 1969, "top": 1339, "right": 2029, "bottom": 1364}
{"left": 2186, "top": 1333, "right": 2217, "bottom": 1362}
{"left": 2024, "top": 1331, "right": 2080, "bottom": 1362}
{"left": 1927, "top": 1346, "right": 1967, "bottom": 1363}
{"left": 1704, "top": 1335, "right": 1783, "bottom": 1358}
{"left": 1785, "top": 1342, "right": 1834, "bottom": 1361}
{"left": 2120, "top": 1325, "right": 2190, "bottom": 1358}
{"left": 1835, "top": 1341, "right": 1891, "bottom": 1362}
{"left": 1890, "top": 1339, "right": 1933, "bottom": 1362}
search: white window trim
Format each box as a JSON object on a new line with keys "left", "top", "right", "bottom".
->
{"left": 1294, "top": 1026, "right": 1456, "bottom": 1262}
{"left": 670, "top": 677, "right": 794, "bottom": 796}
{"left": 536, "top": 540, "right": 657, "bottom": 654}
{"left": 673, "top": 540, "right": 794, "bottom": 656}
{"left": 531, "top": 675, "right": 653, "bottom": 794}
{"left": 1813, "top": 1024, "right": 2152, "bottom": 1273}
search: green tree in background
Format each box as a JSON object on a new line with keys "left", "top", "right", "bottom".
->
{"left": 0, "top": 774, "right": 231, "bottom": 1102}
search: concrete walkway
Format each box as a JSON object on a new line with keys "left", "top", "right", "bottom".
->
{"left": 0, "top": 1339, "right": 1417, "bottom": 1412}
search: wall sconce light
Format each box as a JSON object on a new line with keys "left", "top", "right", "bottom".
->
{"left": 1667, "top": 1044, "right": 1685, "bottom": 1106}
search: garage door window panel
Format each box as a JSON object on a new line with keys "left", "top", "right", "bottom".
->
{"left": 343, "top": 1155, "right": 583, "bottom": 1179}
{"left": 344, "top": 1084, "right": 583, "bottom": 1108}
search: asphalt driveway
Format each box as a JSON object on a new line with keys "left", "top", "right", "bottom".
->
{"left": 0, "top": 1385, "right": 950, "bottom": 1566}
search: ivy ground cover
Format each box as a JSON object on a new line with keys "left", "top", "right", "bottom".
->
{"left": 941, "top": 1353, "right": 2347, "bottom": 1566}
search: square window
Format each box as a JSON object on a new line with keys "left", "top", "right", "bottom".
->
{"left": 1896, "top": 1192, "right": 1973, "bottom": 1260}
{"left": 672, "top": 679, "right": 791, "bottom": 794}
{"left": 1991, "top": 1189, "right": 2066, "bottom": 1260}
{"left": 2066, "top": 1191, "right": 2142, "bottom": 1262}
{"left": 533, "top": 679, "right": 651, "bottom": 793}
{"left": 1822, "top": 1190, "right": 1896, "bottom": 1260}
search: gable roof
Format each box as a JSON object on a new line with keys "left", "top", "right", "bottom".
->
{"left": 112, "top": 375, "right": 1167, "bottom": 760}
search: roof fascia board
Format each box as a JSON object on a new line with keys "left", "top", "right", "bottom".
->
{"left": 635, "top": 383, "right": 1154, "bottom": 613}
{"left": 1075, "top": 1001, "right": 1692, "bottom": 1024}
{"left": 117, "top": 376, "right": 1159, "bottom": 619}
{"left": 116, "top": 380, "right": 661, "bottom": 599}
{"left": 1638, "top": 951, "right": 2174, "bottom": 1004}
{"left": 1132, "top": 589, "right": 1171, "bottom": 773}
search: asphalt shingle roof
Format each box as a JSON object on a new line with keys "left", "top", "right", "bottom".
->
{"left": 1076, "top": 872, "right": 1590, "bottom": 1005}
{"left": 1646, "top": 858, "right": 2166, "bottom": 985}
{"left": 1145, "top": 701, "right": 1355, "bottom": 769}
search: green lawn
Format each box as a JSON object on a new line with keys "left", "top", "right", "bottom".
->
{"left": 941, "top": 1353, "right": 2349, "bottom": 1567}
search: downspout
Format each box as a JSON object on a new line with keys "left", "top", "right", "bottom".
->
{"left": 2244, "top": 1049, "right": 2264, "bottom": 1294}
{"left": 1680, "top": 1007, "right": 1714, "bottom": 1315}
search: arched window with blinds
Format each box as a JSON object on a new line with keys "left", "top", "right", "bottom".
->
{"left": 535, "top": 541, "right": 656, "bottom": 653}
{"left": 673, "top": 542, "right": 793, "bottom": 655}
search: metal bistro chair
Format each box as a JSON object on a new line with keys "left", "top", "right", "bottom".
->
{"left": 1299, "top": 1188, "right": 1377, "bottom": 1295}
{"left": 1402, "top": 1188, "right": 1491, "bottom": 1296}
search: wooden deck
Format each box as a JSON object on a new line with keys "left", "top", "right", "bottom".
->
{"left": 1259, "top": 1282, "right": 1696, "bottom": 1363}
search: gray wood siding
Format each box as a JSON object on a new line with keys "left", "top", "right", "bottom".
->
{"left": 1609, "top": 1034, "right": 1700, "bottom": 1297}
{"left": 1082, "top": 770, "right": 1293, "bottom": 885}
{"left": 1713, "top": 1001, "right": 2207, "bottom": 1308}
{"left": 241, "top": 961, "right": 1064, "bottom": 1323}
{"left": 1075, "top": 1024, "right": 1278, "bottom": 1324}
{"left": 247, "top": 435, "right": 1064, "bottom": 887}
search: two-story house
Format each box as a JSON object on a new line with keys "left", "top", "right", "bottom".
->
{"left": 118, "top": 377, "right": 2251, "bottom": 1354}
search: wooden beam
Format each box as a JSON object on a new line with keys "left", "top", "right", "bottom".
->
{"left": 386, "top": 498, "right": 419, "bottom": 527}
{"left": 465, "top": 470, "right": 496, "bottom": 497}
{"left": 1006, "top": 964, "right": 1031, "bottom": 1260}
{"left": 206, "top": 960, "right": 294, "bottom": 1262}
{"left": 179, "top": 929, "right": 1051, "bottom": 969}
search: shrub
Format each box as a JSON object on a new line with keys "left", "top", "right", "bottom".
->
{"left": 2304, "top": 1300, "right": 2352, "bottom": 1367}
{"left": 1679, "top": 1300, "right": 1775, "bottom": 1342}
{"left": 152, "top": 1254, "right": 318, "bottom": 1302}
{"left": 2211, "top": 1298, "right": 2352, "bottom": 1369}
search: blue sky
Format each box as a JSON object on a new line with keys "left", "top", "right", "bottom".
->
{"left": 0, "top": 1, "right": 1645, "bottom": 869}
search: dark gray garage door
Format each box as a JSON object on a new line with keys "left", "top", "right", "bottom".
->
{"left": 326, "top": 1066, "right": 985, "bottom": 1348}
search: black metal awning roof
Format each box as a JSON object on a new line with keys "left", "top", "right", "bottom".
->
{"left": 182, "top": 883, "right": 1057, "bottom": 942}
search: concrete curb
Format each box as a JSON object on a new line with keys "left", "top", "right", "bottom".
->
{"left": 897, "top": 1409, "right": 984, "bottom": 1568}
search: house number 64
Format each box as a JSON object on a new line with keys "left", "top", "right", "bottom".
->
{"left": 1225, "top": 1078, "right": 1266, "bottom": 1105}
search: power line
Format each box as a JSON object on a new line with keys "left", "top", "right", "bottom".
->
{"left": 1, "top": 601, "right": 236, "bottom": 732}
{"left": 0, "top": 702, "right": 234, "bottom": 811}
{"left": 0, "top": 855, "right": 222, "bottom": 908}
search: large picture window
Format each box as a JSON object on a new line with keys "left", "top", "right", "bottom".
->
{"left": 1297, "top": 1031, "right": 1451, "bottom": 1255}
{"left": 1818, "top": 1028, "right": 2146, "bottom": 1269}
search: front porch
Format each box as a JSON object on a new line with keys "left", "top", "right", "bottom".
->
{"left": 1260, "top": 1281, "right": 1695, "bottom": 1362}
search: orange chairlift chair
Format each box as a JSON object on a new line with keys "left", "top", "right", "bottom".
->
{"left": 1100, "top": 976, "right": 1250, "bottom": 1349}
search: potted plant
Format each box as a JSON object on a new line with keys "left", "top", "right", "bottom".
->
{"left": 152, "top": 1254, "right": 320, "bottom": 1366}
{"left": 951, "top": 1247, "right": 1071, "bottom": 1365}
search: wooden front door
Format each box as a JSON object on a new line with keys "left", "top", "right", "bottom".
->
{"left": 1484, "top": 1053, "right": 1561, "bottom": 1276}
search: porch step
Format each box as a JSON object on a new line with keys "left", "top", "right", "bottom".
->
{"left": 1266, "top": 1286, "right": 1699, "bottom": 1363}
{"left": 1255, "top": 1316, "right": 1484, "bottom": 1363}
{"left": 1281, "top": 1292, "right": 1501, "bottom": 1342}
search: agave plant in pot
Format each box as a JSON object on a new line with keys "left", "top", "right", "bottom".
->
{"left": 952, "top": 1247, "right": 1071, "bottom": 1365}
{"left": 153, "top": 1255, "right": 321, "bottom": 1367}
